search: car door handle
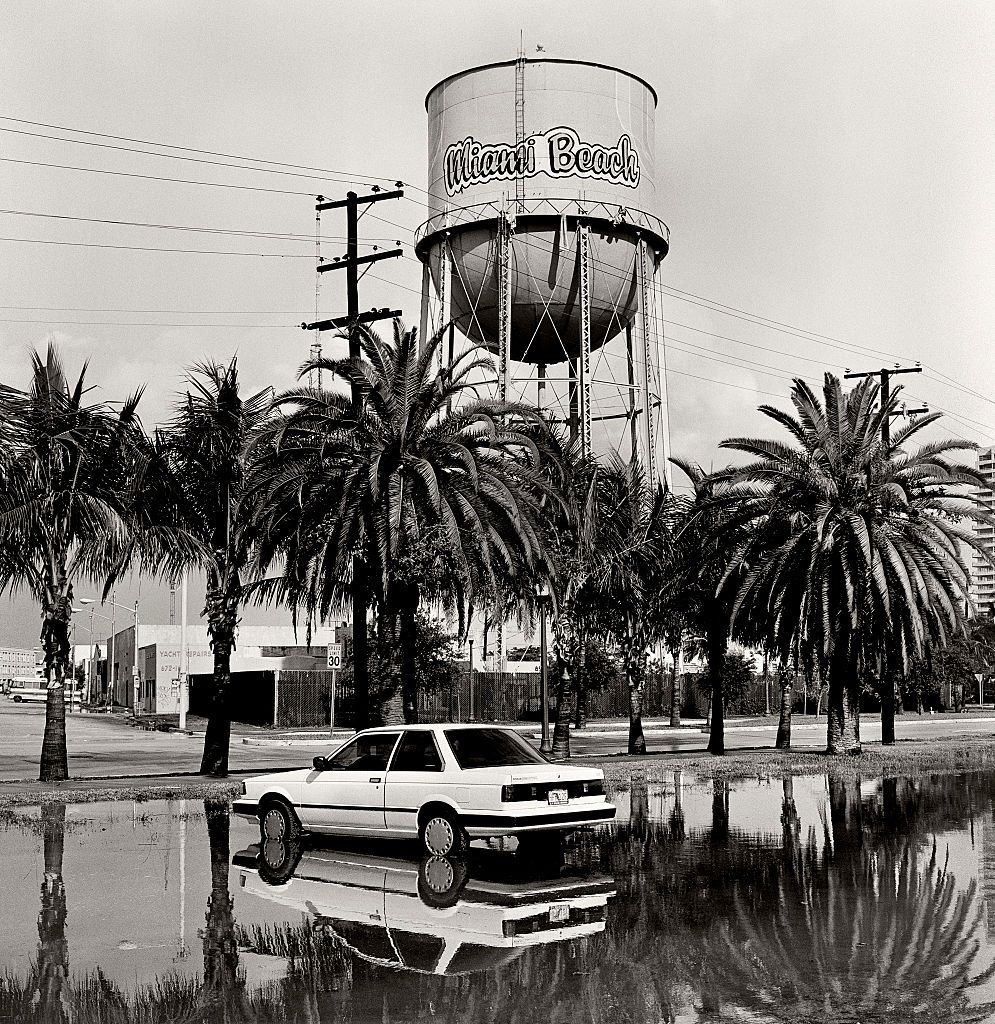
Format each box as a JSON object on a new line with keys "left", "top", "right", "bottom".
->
{"left": 369, "top": 777, "right": 382, "bottom": 784}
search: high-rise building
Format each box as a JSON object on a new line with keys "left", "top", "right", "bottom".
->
{"left": 972, "top": 447, "right": 995, "bottom": 615}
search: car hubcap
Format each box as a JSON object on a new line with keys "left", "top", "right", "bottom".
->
{"left": 425, "top": 817, "right": 454, "bottom": 855}
{"left": 262, "top": 808, "right": 286, "bottom": 840}
{"left": 423, "top": 855, "right": 455, "bottom": 894}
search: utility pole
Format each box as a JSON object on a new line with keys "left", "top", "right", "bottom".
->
{"left": 844, "top": 363, "right": 922, "bottom": 447}
{"left": 302, "top": 188, "right": 404, "bottom": 730}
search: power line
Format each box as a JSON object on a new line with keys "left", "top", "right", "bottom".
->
{"left": 0, "top": 236, "right": 316, "bottom": 257}
{"left": 0, "top": 125, "right": 369, "bottom": 187}
{"left": 0, "top": 114, "right": 400, "bottom": 186}
{"left": 0, "top": 305, "right": 335, "bottom": 314}
{"left": 0, "top": 318, "right": 301, "bottom": 328}
{"left": 0, "top": 156, "right": 319, "bottom": 196}
{"left": 0, "top": 207, "right": 401, "bottom": 245}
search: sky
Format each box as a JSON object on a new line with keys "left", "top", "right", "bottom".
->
{"left": 1, "top": 0, "right": 992, "bottom": 648}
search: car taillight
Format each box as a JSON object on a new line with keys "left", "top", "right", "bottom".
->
{"left": 581, "top": 779, "right": 604, "bottom": 797}
{"left": 501, "top": 784, "right": 540, "bottom": 802}
{"left": 240, "top": 782, "right": 247, "bottom": 797}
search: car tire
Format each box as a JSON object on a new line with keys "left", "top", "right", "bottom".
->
{"left": 259, "top": 799, "right": 302, "bottom": 843}
{"left": 12, "top": 695, "right": 21, "bottom": 703}
{"left": 419, "top": 808, "right": 469, "bottom": 857}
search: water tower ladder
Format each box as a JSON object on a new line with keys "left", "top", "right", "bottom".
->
{"left": 515, "top": 56, "right": 526, "bottom": 211}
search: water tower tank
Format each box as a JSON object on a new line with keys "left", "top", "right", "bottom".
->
{"left": 416, "top": 57, "right": 671, "bottom": 481}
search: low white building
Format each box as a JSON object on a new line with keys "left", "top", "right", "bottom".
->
{"left": 100, "top": 623, "right": 337, "bottom": 714}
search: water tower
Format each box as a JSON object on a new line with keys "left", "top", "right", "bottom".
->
{"left": 416, "top": 56, "right": 671, "bottom": 483}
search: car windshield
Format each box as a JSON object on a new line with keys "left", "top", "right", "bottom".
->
{"left": 444, "top": 728, "right": 548, "bottom": 769}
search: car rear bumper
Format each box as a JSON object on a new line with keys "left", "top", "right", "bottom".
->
{"left": 461, "top": 804, "right": 616, "bottom": 836}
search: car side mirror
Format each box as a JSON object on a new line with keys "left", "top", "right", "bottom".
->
{"left": 312, "top": 756, "right": 327, "bottom": 771}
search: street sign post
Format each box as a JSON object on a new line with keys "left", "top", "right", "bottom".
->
{"left": 327, "top": 644, "right": 342, "bottom": 734}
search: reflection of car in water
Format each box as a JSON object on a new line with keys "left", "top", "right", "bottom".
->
{"left": 232, "top": 840, "right": 616, "bottom": 976}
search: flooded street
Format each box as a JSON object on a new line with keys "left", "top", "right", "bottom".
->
{"left": 4, "top": 770, "right": 995, "bottom": 1022}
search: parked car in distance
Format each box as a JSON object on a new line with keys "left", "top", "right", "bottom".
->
{"left": 233, "top": 724, "right": 616, "bottom": 856}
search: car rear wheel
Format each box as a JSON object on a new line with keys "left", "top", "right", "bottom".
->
{"left": 260, "top": 799, "right": 302, "bottom": 843}
{"left": 420, "top": 808, "right": 468, "bottom": 857}
{"left": 12, "top": 695, "right": 21, "bottom": 703}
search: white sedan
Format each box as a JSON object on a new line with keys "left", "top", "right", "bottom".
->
{"left": 233, "top": 724, "right": 616, "bottom": 856}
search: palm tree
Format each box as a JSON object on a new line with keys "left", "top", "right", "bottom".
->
{"left": 251, "top": 320, "right": 555, "bottom": 726}
{"left": 666, "top": 459, "right": 745, "bottom": 755}
{"left": 156, "top": 359, "right": 273, "bottom": 776}
{"left": 722, "top": 374, "right": 986, "bottom": 754}
{"left": 588, "top": 459, "right": 672, "bottom": 754}
{"left": 0, "top": 346, "right": 151, "bottom": 781}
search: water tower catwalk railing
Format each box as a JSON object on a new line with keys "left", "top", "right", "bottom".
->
{"left": 415, "top": 196, "right": 671, "bottom": 485}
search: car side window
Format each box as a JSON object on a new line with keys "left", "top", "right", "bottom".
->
{"left": 328, "top": 733, "right": 401, "bottom": 772}
{"left": 390, "top": 731, "right": 443, "bottom": 772}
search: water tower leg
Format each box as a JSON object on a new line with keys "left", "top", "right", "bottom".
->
{"left": 537, "top": 361, "right": 546, "bottom": 415}
{"left": 418, "top": 260, "right": 431, "bottom": 353}
{"left": 498, "top": 218, "right": 512, "bottom": 402}
{"left": 577, "top": 224, "right": 592, "bottom": 457}
{"left": 653, "top": 268, "right": 674, "bottom": 491}
{"left": 438, "top": 237, "right": 452, "bottom": 377}
{"left": 568, "top": 358, "right": 579, "bottom": 444}
{"left": 637, "top": 238, "right": 659, "bottom": 484}
{"left": 438, "top": 236, "right": 452, "bottom": 339}
{"left": 626, "top": 324, "right": 638, "bottom": 464}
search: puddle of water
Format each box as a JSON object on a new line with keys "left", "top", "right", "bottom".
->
{"left": 2, "top": 770, "right": 995, "bottom": 1022}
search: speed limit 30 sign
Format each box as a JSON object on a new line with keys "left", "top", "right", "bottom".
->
{"left": 326, "top": 643, "right": 342, "bottom": 670}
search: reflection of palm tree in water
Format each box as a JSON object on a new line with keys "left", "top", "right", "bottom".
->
{"left": 201, "top": 800, "right": 250, "bottom": 1022}
{"left": 704, "top": 782, "right": 995, "bottom": 1023}
{"left": 36, "top": 802, "right": 70, "bottom": 1024}
{"left": 0, "top": 802, "right": 71, "bottom": 1024}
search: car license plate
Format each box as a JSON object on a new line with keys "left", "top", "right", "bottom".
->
{"left": 548, "top": 904, "right": 570, "bottom": 924}
{"left": 548, "top": 789, "right": 567, "bottom": 805}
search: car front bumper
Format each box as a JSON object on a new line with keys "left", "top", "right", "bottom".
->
{"left": 232, "top": 798, "right": 259, "bottom": 819}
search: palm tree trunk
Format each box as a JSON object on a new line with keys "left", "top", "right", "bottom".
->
{"left": 706, "top": 609, "right": 727, "bottom": 756}
{"left": 201, "top": 592, "right": 236, "bottom": 776}
{"left": 775, "top": 665, "right": 793, "bottom": 749}
{"left": 826, "top": 648, "right": 861, "bottom": 755}
{"left": 352, "top": 558, "right": 371, "bottom": 731}
{"left": 881, "top": 669, "right": 896, "bottom": 746}
{"left": 39, "top": 600, "right": 71, "bottom": 782}
{"left": 627, "top": 673, "right": 646, "bottom": 755}
{"left": 551, "top": 660, "right": 575, "bottom": 760}
{"left": 399, "top": 590, "right": 419, "bottom": 725}
{"left": 668, "top": 643, "right": 682, "bottom": 727}
{"left": 36, "top": 801, "right": 69, "bottom": 1024}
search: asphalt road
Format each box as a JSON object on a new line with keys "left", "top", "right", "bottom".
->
{"left": 2, "top": 700, "right": 994, "bottom": 782}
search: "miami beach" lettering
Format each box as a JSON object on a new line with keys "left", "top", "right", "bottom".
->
{"left": 444, "top": 126, "right": 640, "bottom": 195}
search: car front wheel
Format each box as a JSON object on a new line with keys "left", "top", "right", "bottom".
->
{"left": 260, "top": 799, "right": 302, "bottom": 843}
{"left": 420, "top": 808, "right": 468, "bottom": 857}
